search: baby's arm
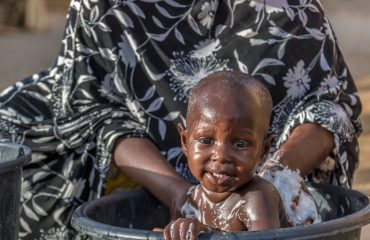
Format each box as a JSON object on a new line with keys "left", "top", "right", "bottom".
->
{"left": 239, "top": 178, "right": 282, "bottom": 231}
{"left": 162, "top": 185, "right": 213, "bottom": 240}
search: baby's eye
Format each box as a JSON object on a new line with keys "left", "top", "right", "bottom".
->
{"left": 232, "top": 140, "right": 249, "bottom": 150}
{"left": 198, "top": 137, "right": 214, "bottom": 145}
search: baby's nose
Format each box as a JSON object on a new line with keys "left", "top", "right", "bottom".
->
{"left": 212, "top": 143, "right": 232, "bottom": 163}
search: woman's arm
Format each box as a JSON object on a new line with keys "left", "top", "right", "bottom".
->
{"left": 273, "top": 123, "right": 334, "bottom": 176}
{"left": 259, "top": 123, "right": 334, "bottom": 226}
{"left": 113, "top": 137, "right": 192, "bottom": 217}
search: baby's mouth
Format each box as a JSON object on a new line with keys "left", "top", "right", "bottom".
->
{"left": 205, "top": 172, "right": 232, "bottom": 185}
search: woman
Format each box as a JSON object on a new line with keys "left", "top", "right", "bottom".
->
{"left": 0, "top": 0, "right": 361, "bottom": 238}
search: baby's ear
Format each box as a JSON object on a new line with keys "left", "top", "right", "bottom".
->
{"left": 177, "top": 123, "right": 188, "bottom": 157}
{"left": 259, "top": 134, "right": 275, "bottom": 164}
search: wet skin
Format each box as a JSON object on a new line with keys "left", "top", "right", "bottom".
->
{"left": 163, "top": 86, "right": 286, "bottom": 240}
{"left": 180, "top": 90, "right": 268, "bottom": 203}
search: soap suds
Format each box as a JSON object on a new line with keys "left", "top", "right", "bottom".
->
{"left": 259, "top": 154, "right": 322, "bottom": 226}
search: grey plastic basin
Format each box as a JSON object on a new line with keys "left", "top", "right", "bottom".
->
{"left": 0, "top": 142, "right": 31, "bottom": 240}
{"left": 71, "top": 183, "right": 370, "bottom": 240}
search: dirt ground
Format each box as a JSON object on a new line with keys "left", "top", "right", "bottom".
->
{"left": 0, "top": 1, "right": 369, "bottom": 239}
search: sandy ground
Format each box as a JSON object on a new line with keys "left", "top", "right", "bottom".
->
{"left": 0, "top": 1, "right": 369, "bottom": 239}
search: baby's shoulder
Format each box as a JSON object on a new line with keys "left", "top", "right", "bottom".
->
{"left": 240, "top": 176, "right": 280, "bottom": 200}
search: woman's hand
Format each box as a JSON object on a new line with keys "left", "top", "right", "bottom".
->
{"left": 163, "top": 218, "right": 211, "bottom": 240}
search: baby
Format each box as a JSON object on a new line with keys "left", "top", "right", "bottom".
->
{"left": 163, "top": 71, "right": 290, "bottom": 239}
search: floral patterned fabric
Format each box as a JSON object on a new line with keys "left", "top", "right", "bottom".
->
{"left": 0, "top": 0, "right": 362, "bottom": 239}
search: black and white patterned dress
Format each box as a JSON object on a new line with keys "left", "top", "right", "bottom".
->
{"left": 0, "top": 0, "right": 362, "bottom": 238}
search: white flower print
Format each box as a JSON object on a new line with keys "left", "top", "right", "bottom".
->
{"left": 118, "top": 34, "right": 137, "bottom": 68}
{"left": 62, "top": 178, "right": 86, "bottom": 199}
{"left": 168, "top": 52, "right": 229, "bottom": 102}
{"left": 121, "top": 119, "right": 146, "bottom": 131}
{"left": 319, "top": 74, "right": 340, "bottom": 94}
{"left": 125, "top": 99, "right": 146, "bottom": 124}
{"left": 314, "top": 101, "right": 355, "bottom": 143}
{"left": 197, "top": 0, "right": 219, "bottom": 29}
{"left": 249, "top": 0, "right": 288, "bottom": 14}
{"left": 192, "top": 39, "right": 221, "bottom": 58}
{"left": 283, "top": 60, "right": 311, "bottom": 99}
{"left": 99, "top": 74, "right": 124, "bottom": 103}
{"left": 111, "top": 0, "right": 124, "bottom": 5}
{"left": 39, "top": 227, "right": 69, "bottom": 240}
{"left": 21, "top": 180, "right": 33, "bottom": 202}
{"left": 323, "top": 18, "right": 335, "bottom": 42}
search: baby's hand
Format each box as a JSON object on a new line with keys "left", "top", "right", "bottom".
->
{"left": 163, "top": 217, "right": 209, "bottom": 240}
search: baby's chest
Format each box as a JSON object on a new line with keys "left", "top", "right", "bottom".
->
{"left": 200, "top": 205, "right": 247, "bottom": 231}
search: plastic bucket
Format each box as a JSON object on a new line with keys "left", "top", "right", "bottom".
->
{"left": 0, "top": 142, "right": 31, "bottom": 240}
{"left": 71, "top": 183, "right": 370, "bottom": 240}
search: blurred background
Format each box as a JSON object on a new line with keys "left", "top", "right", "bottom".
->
{"left": 0, "top": 0, "right": 369, "bottom": 238}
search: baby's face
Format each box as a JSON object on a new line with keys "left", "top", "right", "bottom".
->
{"left": 180, "top": 91, "right": 268, "bottom": 198}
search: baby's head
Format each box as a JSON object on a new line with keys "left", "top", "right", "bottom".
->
{"left": 186, "top": 70, "right": 272, "bottom": 134}
{"left": 178, "top": 71, "right": 273, "bottom": 196}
